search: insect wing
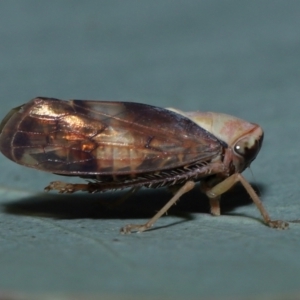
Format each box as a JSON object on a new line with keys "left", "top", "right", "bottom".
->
{"left": 0, "top": 97, "right": 222, "bottom": 175}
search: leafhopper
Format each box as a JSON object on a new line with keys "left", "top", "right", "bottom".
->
{"left": 0, "top": 97, "right": 288, "bottom": 233}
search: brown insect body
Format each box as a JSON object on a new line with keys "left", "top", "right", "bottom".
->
{"left": 0, "top": 97, "right": 288, "bottom": 232}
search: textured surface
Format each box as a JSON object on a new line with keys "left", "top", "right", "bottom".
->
{"left": 1, "top": 1, "right": 300, "bottom": 299}
{"left": 0, "top": 98, "right": 222, "bottom": 176}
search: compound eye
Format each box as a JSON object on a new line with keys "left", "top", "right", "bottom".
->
{"left": 234, "top": 133, "right": 264, "bottom": 165}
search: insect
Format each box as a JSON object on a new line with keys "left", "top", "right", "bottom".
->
{"left": 0, "top": 97, "right": 288, "bottom": 233}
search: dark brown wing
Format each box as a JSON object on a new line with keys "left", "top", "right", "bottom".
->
{"left": 0, "top": 97, "right": 223, "bottom": 175}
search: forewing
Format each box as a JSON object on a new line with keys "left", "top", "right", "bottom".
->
{"left": 0, "top": 97, "right": 223, "bottom": 175}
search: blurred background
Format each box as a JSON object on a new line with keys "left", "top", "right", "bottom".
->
{"left": 1, "top": 1, "right": 300, "bottom": 299}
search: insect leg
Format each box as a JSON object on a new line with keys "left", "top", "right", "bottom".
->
{"left": 120, "top": 181, "right": 195, "bottom": 234}
{"left": 44, "top": 181, "right": 97, "bottom": 193}
{"left": 206, "top": 173, "right": 289, "bottom": 229}
{"left": 209, "top": 196, "right": 221, "bottom": 216}
{"left": 167, "top": 185, "right": 185, "bottom": 206}
{"left": 200, "top": 182, "right": 221, "bottom": 216}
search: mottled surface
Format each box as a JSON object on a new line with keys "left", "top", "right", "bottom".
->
{"left": 0, "top": 97, "right": 221, "bottom": 176}
{"left": 1, "top": 1, "right": 300, "bottom": 299}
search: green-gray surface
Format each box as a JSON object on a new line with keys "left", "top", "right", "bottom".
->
{"left": 1, "top": 1, "right": 300, "bottom": 299}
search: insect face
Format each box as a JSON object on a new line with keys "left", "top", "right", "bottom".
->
{"left": 167, "top": 109, "right": 264, "bottom": 173}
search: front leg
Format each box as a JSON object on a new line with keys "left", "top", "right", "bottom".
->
{"left": 200, "top": 181, "right": 221, "bottom": 216}
{"left": 205, "top": 173, "right": 288, "bottom": 229}
{"left": 208, "top": 196, "right": 221, "bottom": 216}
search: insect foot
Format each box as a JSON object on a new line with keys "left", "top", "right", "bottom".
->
{"left": 44, "top": 181, "right": 77, "bottom": 193}
{"left": 120, "top": 223, "right": 153, "bottom": 234}
{"left": 267, "top": 220, "right": 289, "bottom": 229}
